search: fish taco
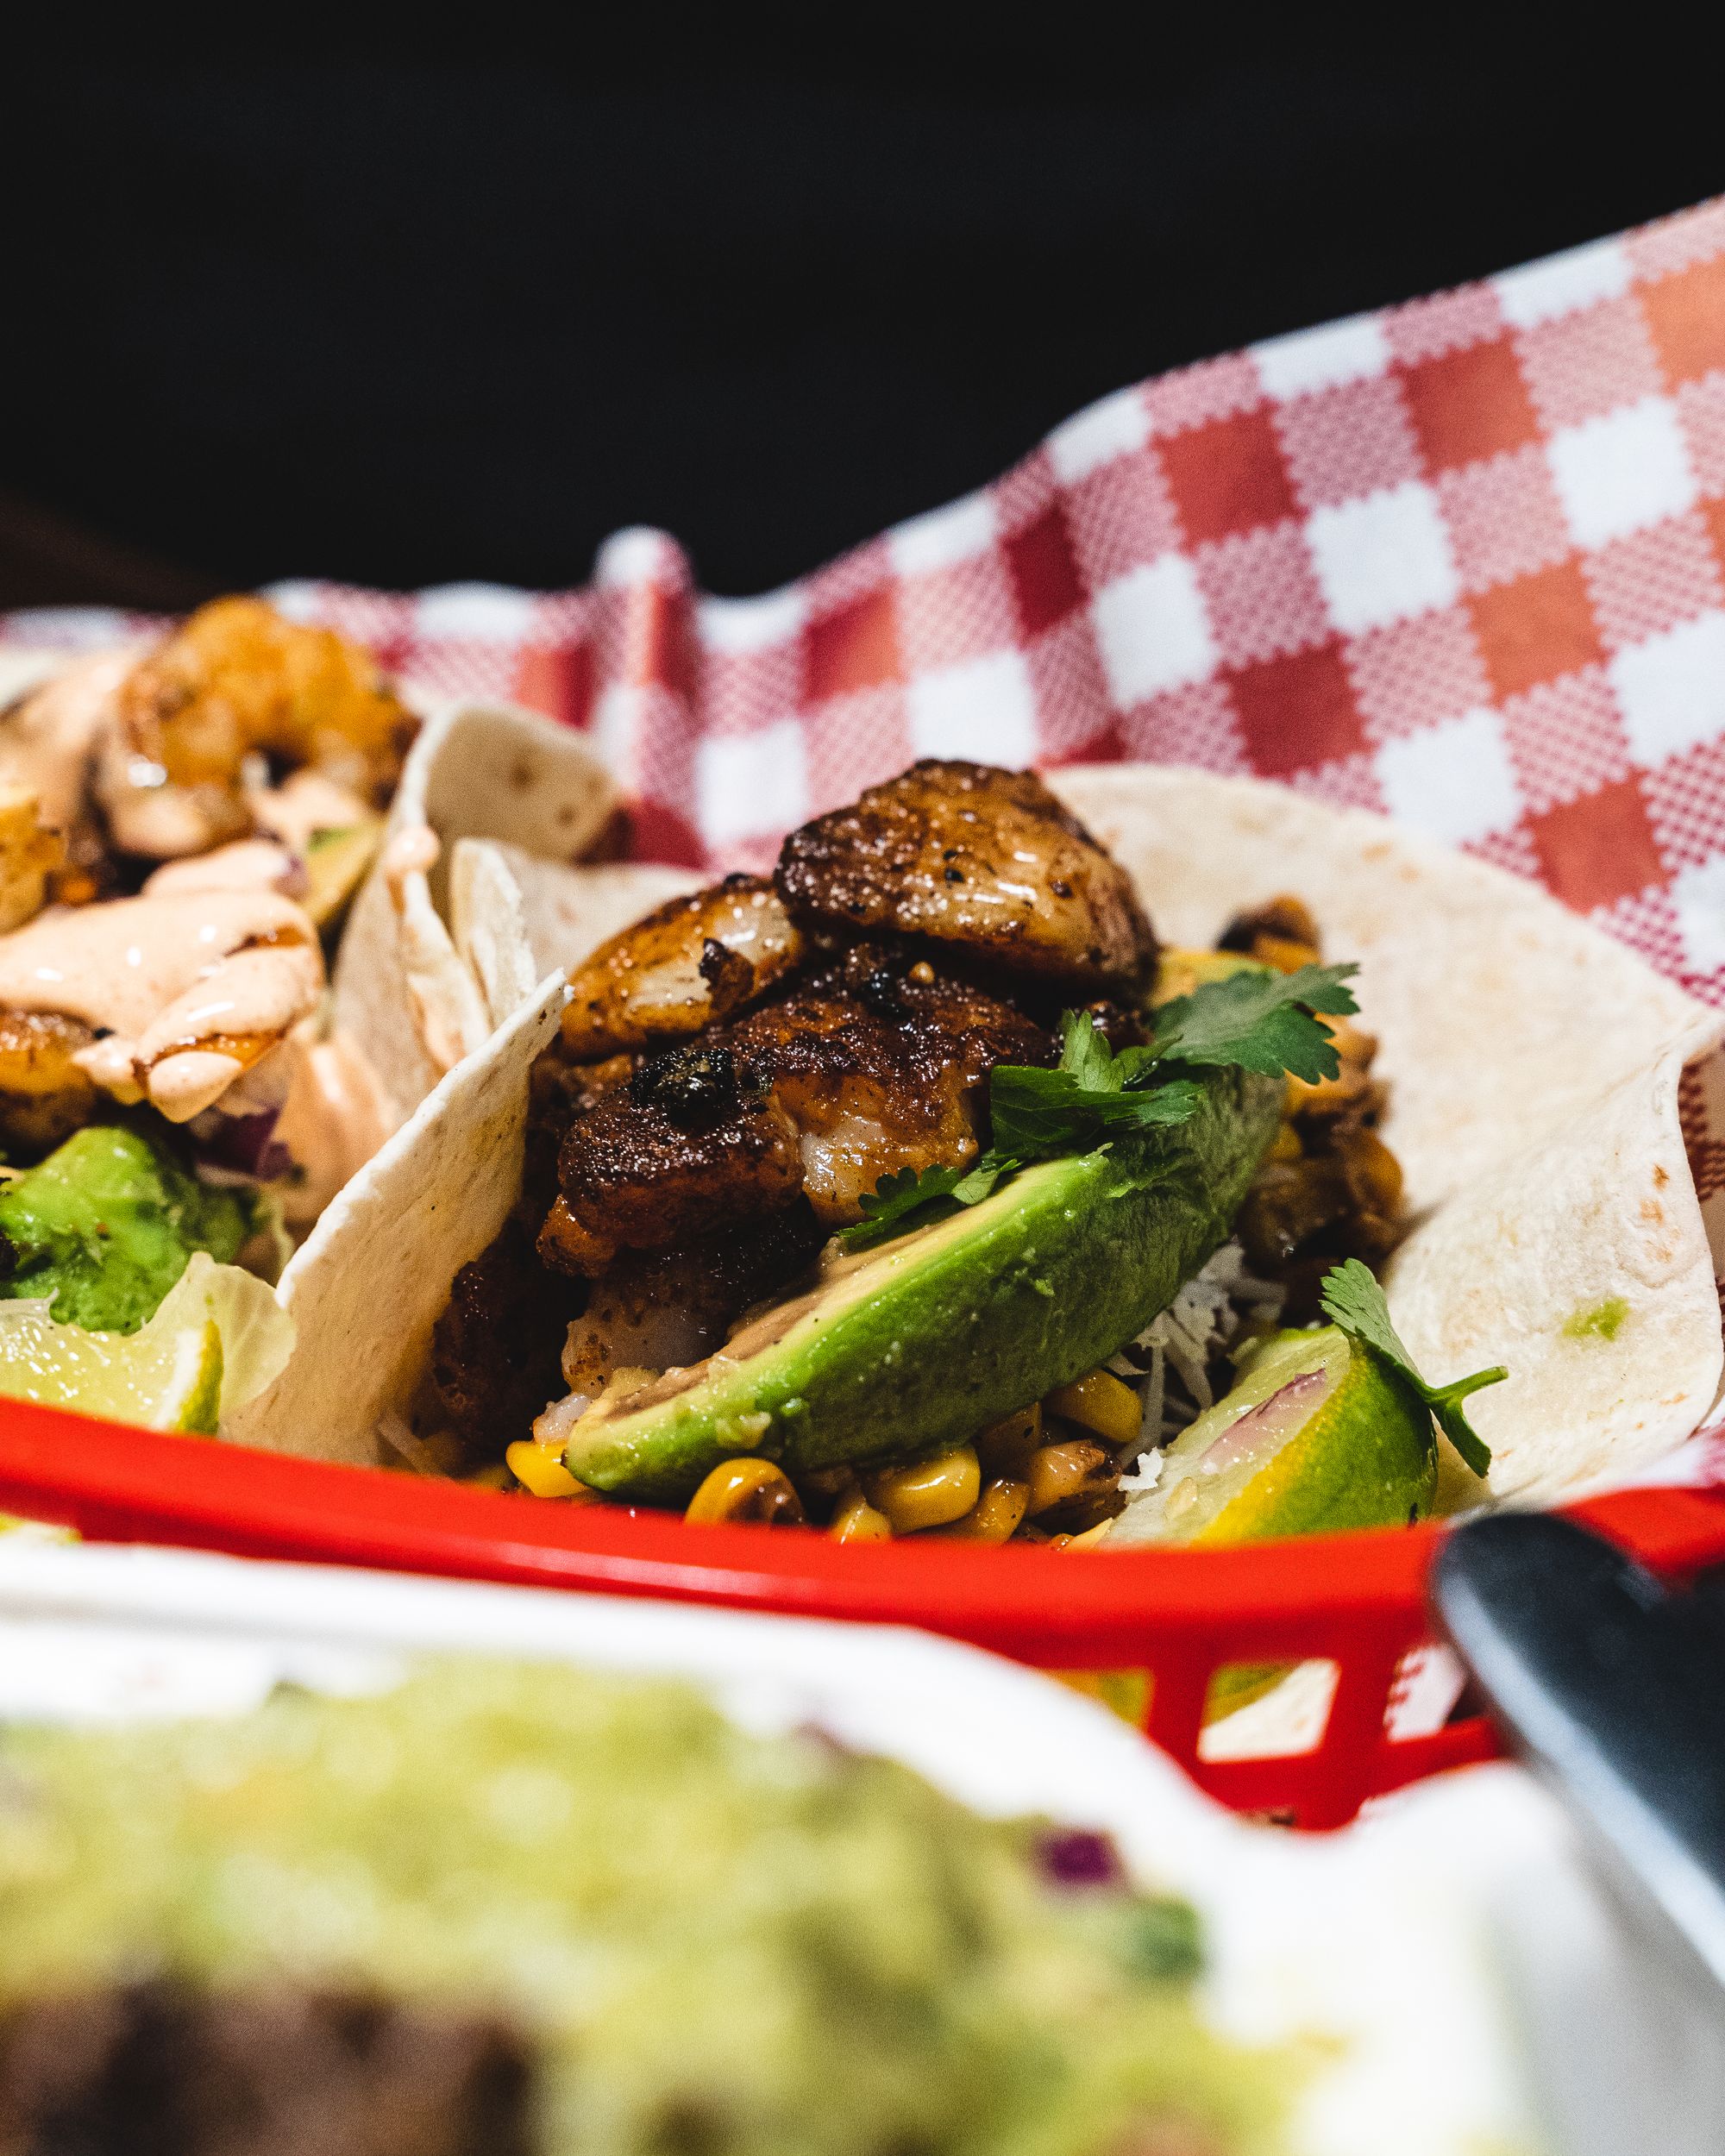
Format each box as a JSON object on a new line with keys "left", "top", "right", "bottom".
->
{"left": 0, "top": 600, "right": 613, "bottom": 1434}
{"left": 221, "top": 755, "right": 1723, "bottom": 1551}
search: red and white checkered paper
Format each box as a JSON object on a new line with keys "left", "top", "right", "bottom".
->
{"left": 11, "top": 195, "right": 1725, "bottom": 1480}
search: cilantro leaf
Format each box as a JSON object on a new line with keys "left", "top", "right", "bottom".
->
{"left": 840, "top": 1015, "right": 1192, "bottom": 1249}
{"left": 840, "top": 1154, "right": 1020, "bottom": 1251}
{"left": 1320, "top": 1257, "right": 1505, "bottom": 1477}
{"left": 987, "top": 1070, "right": 1201, "bottom": 1156}
{"left": 1059, "top": 1006, "right": 1117, "bottom": 1089}
{"left": 844, "top": 1163, "right": 965, "bottom": 1250}
{"left": 840, "top": 962, "right": 1370, "bottom": 1255}
{"left": 1151, "top": 962, "right": 1359, "bottom": 1084}
{"left": 988, "top": 1012, "right": 1201, "bottom": 1159}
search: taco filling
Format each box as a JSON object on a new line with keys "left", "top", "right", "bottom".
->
{"left": 411, "top": 759, "right": 1487, "bottom": 1550}
{"left": 0, "top": 599, "right": 420, "bottom": 1423}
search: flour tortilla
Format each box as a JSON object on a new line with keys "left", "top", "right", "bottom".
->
{"left": 449, "top": 840, "right": 699, "bottom": 1012}
{"left": 448, "top": 839, "right": 538, "bottom": 1030}
{"left": 1054, "top": 765, "right": 1724, "bottom": 1503}
{"left": 330, "top": 699, "right": 618, "bottom": 1130}
{"left": 224, "top": 973, "right": 568, "bottom": 1465}
{"left": 223, "top": 849, "right": 699, "bottom": 1466}
{"left": 236, "top": 761, "right": 1725, "bottom": 1513}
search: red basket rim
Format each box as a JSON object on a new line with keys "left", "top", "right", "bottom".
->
{"left": 6, "top": 1396, "right": 1725, "bottom": 1663}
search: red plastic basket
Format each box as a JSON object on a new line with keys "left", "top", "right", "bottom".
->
{"left": 4, "top": 1401, "right": 1725, "bottom": 1827}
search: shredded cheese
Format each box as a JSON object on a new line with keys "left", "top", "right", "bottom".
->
{"left": 1109, "top": 1242, "right": 1284, "bottom": 1487}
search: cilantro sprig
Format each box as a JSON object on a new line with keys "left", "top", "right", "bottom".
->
{"left": 1320, "top": 1257, "right": 1506, "bottom": 1476}
{"left": 844, "top": 1156, "right": 1020, "bottom": 1251}
{"left": 841, "top": 960, "right": 1358, "bottom": 1250}
{"left": 1151, "top": 962, "right": 1358, "bottom": 1083}
{"left": 988, "top": 1012, "right": 1202, "bottom": 1158}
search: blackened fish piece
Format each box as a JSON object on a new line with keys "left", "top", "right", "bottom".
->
{"left": 629, "top": 1043, "right": 750, "bottom": 1132}
{"left": 560, "top": 874, "right": 804, "bottom": 1059}
{"left": 545, "top": 962, "right": 1051, "bottom": 1273}
{"left": 776, "top": 760, "right": 1157, "bottom": 990}
{"left": 432, "top": 1219, "right": 586, "bottom": 1457}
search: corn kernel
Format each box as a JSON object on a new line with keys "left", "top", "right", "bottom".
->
{"left": 1251, "top": 933, "right": 1320, "bottom": 975}
{"left": 1043, "top": 1369, "right": 1142, "bottom": 1449}
{"left": 505, "top": 1440, "right": 586, "bottom": 1499}
{"left": 1285, "top": 1062, "right": 1373, "bottom": 1118}
{"left": 1325, "top": 1017, "right": 1376, "bottom": 1067}
{"left": 975, "top": 1401, "right": 1042, "bottom": 1475}
{"left": 830, "top": 1489, "right": 893, "bottom": 1543}
{"left": 685, "top": 1457, "right": 806, "bottom": 1527}
{"left": 1151, "top": 948, "right": 1251, "bottom": 1005}
{"left": 1060, "top": 1517, "right": 1118, "bottom": 1551}
{"left": 932, "top": 1477, "right": 1030, "bottom": 1543}
{"left": 1026, "top": 1438, "right": 1115, "bottom": 1516}
{"left": 864, "top": 1445, "right": 981, "bottom": 1533}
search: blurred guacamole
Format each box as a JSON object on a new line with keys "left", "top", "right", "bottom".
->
{"left": 0, "top": 1124, "right": 258, "bottom": 1332}
{"left": 0, "top": 1661, "right": 1289, "bottom": 2156}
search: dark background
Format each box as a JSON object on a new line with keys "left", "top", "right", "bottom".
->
{"left": 3, "top": 21, "right": 1719, "bottom": 609}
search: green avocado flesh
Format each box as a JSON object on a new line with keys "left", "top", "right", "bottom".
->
{"left": 565, "top": 1063, "right": 1283, "bottom": 1501}
{"left": 303, "top": 815, "right": 382, "bottom": 928}
{"left": 0, "top": 1662, "right": 1287, "bottom": 2156}
{"left": 0, "top": 1125, "right": 256, "bottom": 1333}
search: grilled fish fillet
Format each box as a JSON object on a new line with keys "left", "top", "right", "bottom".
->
{"left": 776, "top": 760, "right": 1156, "bottom": 989}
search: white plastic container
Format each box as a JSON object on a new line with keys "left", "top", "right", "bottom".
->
{"left": 1, "top": 1537, "right": 1718, "bottom": 2155}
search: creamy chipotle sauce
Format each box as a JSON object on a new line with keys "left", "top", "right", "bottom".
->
{"left": 0, "top": 650, "right": 136, "bottom": 833}
{"left": 0, "top": 891, "right": 325, "bottom": 1121}
{"left": 143, "top": 839, "right": 310, "bottom": 902}
{"left": 273, "top": 1025, "right": 394, "bottom": 1223}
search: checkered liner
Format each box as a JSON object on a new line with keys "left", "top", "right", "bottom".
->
{"left": 10, "top": 194, "right": 1725, "bottom": 1484}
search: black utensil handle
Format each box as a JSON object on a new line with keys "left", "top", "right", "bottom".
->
{"left": 1433, "top": 1512, "right": 1725, "bottom": 1989}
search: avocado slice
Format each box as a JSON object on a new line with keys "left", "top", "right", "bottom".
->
{"left": 562, "top": 1062, "right": 1283, "bottom": 1501}
{"left": 0, "top": 1125, "right": 258, "bottom": 1334}
{"left": 303, "top": 815, "right": 383, "bottom": 931}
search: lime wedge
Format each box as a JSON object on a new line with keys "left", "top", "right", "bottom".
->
{"left": 0, "top": 1253, "right": 293, "bottom": 1435}
{"left": 1114, "top": 1325, "right": 1437, "bottom": 1548}
{"left": 0, "top": 1301, "right": 221, "bottom": 1431}
{"left": 1114, "top": 1324, "right": 1436, "bottom": 1727}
